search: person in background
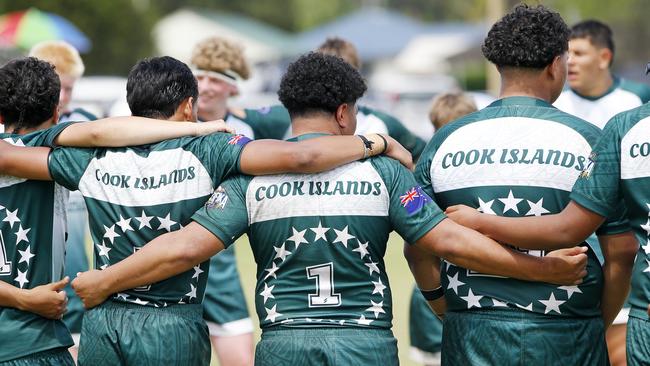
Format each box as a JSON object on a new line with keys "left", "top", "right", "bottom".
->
{"left": 190, "top": 36, "right": 255, "bottom": 366}
{"left": 553, "top": 20, "right": 650, "bottom": 365}
{"left": 409, "top": 91, "right": 477, "bottom": 366}
{"left": 237, "top": 37, "right": 427, "bottom": 160}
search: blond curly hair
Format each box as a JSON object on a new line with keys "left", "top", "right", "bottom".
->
{"left": 190, "top": 37, "right": 250, "bottom": 80}
{"left": 29, "top": 40, "right": 85, "bottom": 78}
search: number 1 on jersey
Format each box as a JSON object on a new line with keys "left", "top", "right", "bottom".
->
{"left": 306, "top": 262, "right": 341, "bottom": 307}
{"left": 0, "top": 231, "right": 12, "bottom": 275}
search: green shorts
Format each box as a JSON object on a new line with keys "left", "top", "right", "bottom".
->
{"left": 409, "top": 286, "right": 442, "bottom": 365}
{"left": 203, "top": 246, "right": 251, "bottom": 337}
{"left": 0, "top": 348, "right": 74, "bottom": 366}
{"left": 255, "top": 327, "right": 397, "bottom": 366}
{"left": 78, "top": 301, "right": 210, "bottom": 366}
{"left": 627, "top": 316, "right": 650, "bottom": 366}
{"left": 442, "top": 309, "right": 608, "bottom": 366}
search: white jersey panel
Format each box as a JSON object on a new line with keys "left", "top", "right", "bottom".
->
{"left": 78, "top": 149, "right": 214, "bottom": 206}
{"left": 226, "top": 115, "right": 255, "bottom": 139}
{"left": 431, "top": 117, "right": 591, "bottom": 192}
{"left": 554, "top": 88, "right": 642, "bottom": 129}
{"left": 246, "top": 161, "right": 389, "bottom": 224}
{"left": 0, "top": 138, "right": 27, "bottom": 189}
{"left": 355, "top": 111, "right": 389, "bottom": 135}
{"left": 621, "top": 116, "right": 650, "bottom": 179}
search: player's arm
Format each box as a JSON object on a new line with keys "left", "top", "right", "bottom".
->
{"left": 239, "top": 134, "right": 413, "bottom": 174}
{"left": 0, "top": 141, "right": 51, "bottom": 180}
{"left": 53, "top": 117, "right": 234, "bottom": 147}
{"left": 0, "top": 278, "right": 68, "bottom": 319}
{"left": 445, "top": 201, "right": 605, "bottom": 250}
{"left": 600, "top": 232, "right": 637, "bottom": 328}
{"left": 414, "top": 218, "right": 588, "bottom": 285}
{"left": 403, "top": 243, "right": 446, "bottom": 318}
{"left": 72, "top": 223, "right": 224, "bottom": 309}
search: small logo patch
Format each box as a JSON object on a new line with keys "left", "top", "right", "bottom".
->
{"left": 206, "top": 186, "right": 228, "bottom": 209}
{"left": 580, "top": 152, "right": 597, "bottom": 178}
{"left": 400, "top": 186, "right": 432, "bottom": 216}
{"left": 228, "top": 134, "right": 251, "bottom": 146}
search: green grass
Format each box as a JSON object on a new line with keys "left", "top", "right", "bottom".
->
{"left": 210, "top": 232, "right": 419, "bottom": 366}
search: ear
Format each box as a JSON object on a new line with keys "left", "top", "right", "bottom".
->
{"left": 335, "top": 103, "right": 350, "bottom": 129}
{"left": 598, "top": 48, "right": 613, "bottom": 70}
{"left": 548, "top": 55, "right": 564, "bottom": 81}
{"left": 182, "top": 97, "right": 194, "bottom": 121}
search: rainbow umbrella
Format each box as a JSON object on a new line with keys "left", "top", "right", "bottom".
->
{"left": 0, "top": 8, "right": 90, "bottom": 52}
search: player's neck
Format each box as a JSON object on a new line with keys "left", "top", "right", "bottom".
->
{"left": 198, "top": 105, "right": 227, "bottom": 122}
{"left": 291, "top": 116, "right": 342, "bottom": 137}
{"left": 3, "top": 118, "right": 55, "bottom": 135}
{"left": 499, "top": 77, "right": 554, "bottom": 103}
{"left": 577, "top": 73, "right": 614, "bottom": 98}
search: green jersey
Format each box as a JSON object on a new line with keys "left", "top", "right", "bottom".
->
{"left": 192, "top": 134, "right": 444, "bottom": 330}
{"left": 48, "top": 133, "right": 251, "bottom": 307}
{"left": 244, "top": 105, "right": 426, "bottom": 160}
{"left": 0, "top": 123, "right": 74, "bottom": 362}
{"left": 415, "top": 96, "right": 627, "bottom": 317}
{"left": 571, "top": 103, "right": 650, "bottom": 321}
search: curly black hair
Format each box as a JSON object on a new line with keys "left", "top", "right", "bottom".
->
{"left": 278, "top": 52, "right": 367, "bottom": 118}
{"left": 127, "top": 56, "right": 198, "bottom": 119}
{"left": 482, "top": 4, "right": 570, "bottom": 69}
{"left": 0, "top": 57, "right": 60, "bottom": 131}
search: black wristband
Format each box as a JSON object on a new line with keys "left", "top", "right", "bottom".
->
{"left": 377, "top": 134, "right": 388, "bottom": 154}
{"left": 420, "top": 286, "right": 444, "bottom": 301}
{"left": 357, "top": 135, "right": 374, "bottom": 158}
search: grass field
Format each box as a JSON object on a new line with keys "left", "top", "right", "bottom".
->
{"left": 208, "top": 232, "right": 420, "bottom": 366}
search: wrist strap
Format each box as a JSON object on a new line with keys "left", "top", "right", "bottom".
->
{"left": 420, "top": 286, "right": 444, "bottom": 301}
{"left": 376, "top": 134, "right": 388, "bottom": 154}
{"left": 357, "top": 135, "right": 374, "bottom": 159}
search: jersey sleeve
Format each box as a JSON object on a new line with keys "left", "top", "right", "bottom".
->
{"left": 570, "top": 119, "right": 623, "bottom": 220}
{"left": 370, "top": 109, "right": 426, "bottom": 161}
{"left": 21, "top": 122, "right": 76, "bottom": 147}
{"left": 375, "top": 157, "right": 446, "bottom": 244}
{"left": 193, "top": 133, "right": 251, "bottom": 182}
{"left": 47, "top": 146, "right": 96, "bottom": 191}
{"left": 242, "top": 105, "right": 291, "bottom": 140}
{"left": 191, "top": 176, "right": 249, "bottom": 248}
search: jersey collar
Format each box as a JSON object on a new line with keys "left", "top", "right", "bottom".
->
{"left": 287, "top": 133, "right": 332, "bottom": 142}
{"left": 487, "top": 96, "right": 554, "bottom": 109}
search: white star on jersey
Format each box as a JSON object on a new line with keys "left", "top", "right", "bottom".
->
{"left": 558, "top": 285, "right": 582, "bottom": 299}
{"left": 18, "top": 246, "right": 35, "bottom": 264}
{"left": 366, "top": 300, "right": 385, "bottom": 318}
{"left": 265, "top": 304, "right": 282, "bottom": 322}
{"left": 365, "top": 262, "right": 380, "bottom": 276}
{"left": 103, "top": 224, "right": 120, "bottom": 244}
{"left": 499, "top": 190, "right": 523, "bottom": 214}
{"left": 644, "top": 259, "right": 650, "bottom": 273}
{"left": 185, "top": 284, "right": 197, "bottom": 300}
{"left": 477, "top": 197, "right": 496, "bottom": 215}
{"left": 461, "top": 289, "right": 483, "bottom": 309}
{"left": 131, "top": 297, "right": 149, "bottom": 306}
{"left": 156, "top": 213, "right": 177, "bottom": 232}
{"left": 287, "top": 227, "right": 308, "bottom": 249}
{"left": 97, "top": 242, "right": 111, "bottom": 258}
{"left": 333, "top": 226, "right": 355, "bottom": 247}
{"left": 353, "top": 241, "right": 370, "bottom": 259}
{"left": 116, "top": 215, "right": 134, "bottom": 232}
{"left": 643, "top": 241, "right": 650, "bottom": 255}
{"left": 525, "top": 198, "right": 550, "bottom": 216}
{"left": 447, "top": 272, "right": 465, "bottom": 294}
{"left": 3, "top": 209, "right": 20, "bottom": 228}
{"left": 356, "top": 315, "right": 373, "bottom": 325}
{"left": 264, "top": 262, "right": 280, "bottom": 280}
{"left": 492, "top": 299, "right": 508, "bottom": 307}
{"left": 273, "top": 243, "right": 292, "bottom": 261}
{"left": 192, "top": 265, "right": 204, "bottom": 279}
{"left": 15, "top": 225, "right": 30, "bottom": 244}
{"left": 14, "top": 269, "right": 29, "bottom": 288}
{"left": 539, "top": 293, "right": 564, "bottom": 314}
{"left": 135, "top": 211, "right": 153, "bottom": 229}
{"left": 310, "top": 222, "right": 329, "bottom": 242}
{"left": 260, "top": 283, "right": 275, "bottom": 304}
{"left": 516, "top": 303, "right": 533, "bottom": 311}
{"left": 372, "top": 278, "right": 386, "bottom": 296}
